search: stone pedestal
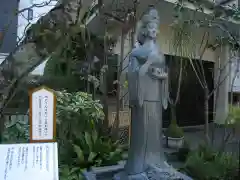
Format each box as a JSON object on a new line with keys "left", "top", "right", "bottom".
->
{"left": 114, "top": 163, "right": 192, "bottom": 180}
{"left": 83, "top": 161, "right": 192, "bottom": 180}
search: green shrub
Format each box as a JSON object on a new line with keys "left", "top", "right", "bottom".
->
{"left": 2, "top": 116, "right": 29, "bottom": 143}
{"left": 165, "top": 123, "right": 184, "bottom": 138}
{"left": 227, "top": 105, "right": 240, "bottom": 125}
{"left": 72, "top": 131, "right": 123, "bottom": 169}
{"left": 56, "top": 91, "right": 104, "bottom": 141}
{"left": 56, "top": 90, "right": 124, "bottom": 172}
{"left": 59, "top": 165, "right": 84, "bottom": 180}
{"left": 182, "top": 144, "right": 239, "bottom": 180}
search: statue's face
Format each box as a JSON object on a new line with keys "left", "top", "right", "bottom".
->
{"left": 147, "top": 22, "right": 158, "bottom": 39}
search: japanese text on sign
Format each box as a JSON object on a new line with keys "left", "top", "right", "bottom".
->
{"left": 30, "top": 86, "right": 56, "bottom": 142}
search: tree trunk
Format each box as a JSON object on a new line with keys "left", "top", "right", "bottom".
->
{"left": 0, "top": 0, "right": 94, "bottom": 136}
{"left": 113, "top": 28, "right": 125, "bottom": 139}
{"left": 204, "top": 87, "right": 210, "bottom": 144}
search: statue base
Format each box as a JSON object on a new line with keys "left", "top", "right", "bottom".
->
{"left": 113, "top": 164, "right": 192, "bottom": 180}
{"left": 83, "top": 161, "right": 192, "bottom": 180}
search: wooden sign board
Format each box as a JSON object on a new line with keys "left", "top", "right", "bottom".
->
{"left": 110, "top": 110, "right": 131, "bottom": 127}
{"left": 110, "top": 110, "right": 131, "bottom": 145}
{"left": 29, "top": 86, "right": 56, "bottom": 142}
{"left": 0, "top": 142, "right": 59, "bottom": 180}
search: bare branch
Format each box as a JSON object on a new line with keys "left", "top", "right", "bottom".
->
{"left": 18, "top": 0, "right": 56, "bottom": 14}
{"left": 199, "top": 31, "right": 210, "bottom": 87}
{"left": 0, "top": 0, "right": 96, "bottom": 115}
{"left": 208, "top": 54, "right": 233, "bottom": 99}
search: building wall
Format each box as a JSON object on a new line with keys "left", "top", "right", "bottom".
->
{"left": 157, "top": 24, "right": 215, "bottom": 62}
{"left": 0, "top": 0, "right": 19, "bottom": 53}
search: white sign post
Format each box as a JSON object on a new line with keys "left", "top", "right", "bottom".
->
{"left": 0, "top": 143, "right": 59, "bottom": 180}
{"left": 29, "top": 86, "right": 56, "bottom": 142}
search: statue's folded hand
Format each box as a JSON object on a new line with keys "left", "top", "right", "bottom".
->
{"left": 148, "top": 66, "right": 167, "bottom": 79}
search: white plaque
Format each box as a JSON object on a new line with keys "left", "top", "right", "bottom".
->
{"left": 0, "top": 143, "right": 59, "bottom": 180}
{"left": 30, "top": 86, "right": 56, "bottom": 142}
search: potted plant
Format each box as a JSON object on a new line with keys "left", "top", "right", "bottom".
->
{"left": 164, "top": 122, "right": 184, "bottom": 149}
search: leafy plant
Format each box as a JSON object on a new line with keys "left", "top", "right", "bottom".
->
{"left": 182, "top": 144, "right": 239, "bottom": 180}
{"left": 165, "top": 123, "right": 184, "bottom": 138}
{"left": 56, "top": 90, "right": 104, "bottom": 141}
{"left": 59, "top": 165, "right": 84, "bottom": 180}
{"left": 55, "top": 90, "right": 123, "bottom": 169}
{"left": 226, "top": 105, "right": 240, "bottom": 125}
{"left": 72, "top": 130, "right": 123, "bottom": 169}
{"left": 2, "top": 115, "right": 29, "bottom": 143}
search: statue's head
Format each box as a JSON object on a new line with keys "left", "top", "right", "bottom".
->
{"left": 138, "top": 8, "right": 160, "bottom": 41}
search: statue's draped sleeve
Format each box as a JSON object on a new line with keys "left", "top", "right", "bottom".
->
{"left": 161, "top": 55, "right": 168, "bottom": 110}
{"left": 137, "top": 52, "right": 169, "bottom": 109}
{"left": 128, "top": 54, "right": 140, "bottom": 106}
{"left": 138, "top": 59, "right": 151, "bottom": 107}
{"left": 162, "top": 73, "right": 168, "bottom": 110}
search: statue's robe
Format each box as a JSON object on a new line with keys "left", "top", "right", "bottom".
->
{"left": 126, "top": 42, "right": 168, "bottom": 175}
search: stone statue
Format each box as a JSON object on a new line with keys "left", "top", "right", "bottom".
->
{"left": 126, "top": 7, "right": 168, "bottom": 173}
{"left": 114, "top": 7, "right": 192, "bottom": 180}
